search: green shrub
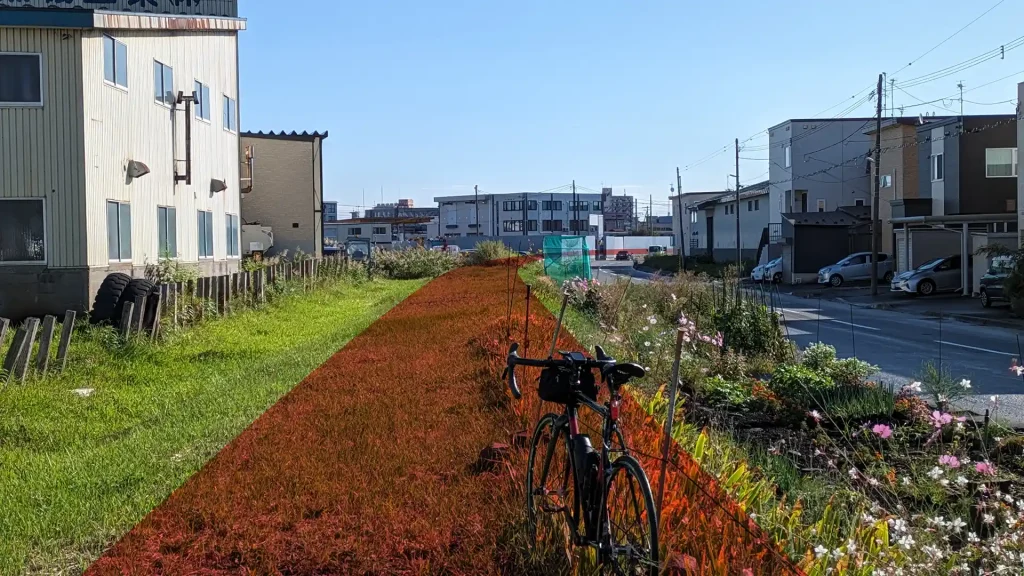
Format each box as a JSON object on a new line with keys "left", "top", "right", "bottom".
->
{"left": 801, "top": 343, "right": 878, "bottom": 386}
{"left": 145, "top": 255, "right": 200, "bottom": 284}
{"left": 769, "top": 363, "right": 834, "bottom": 406}
{"left": 814, "top": 383, "right": 898, "bottom": 422}
{"left": 368, "top": 247, "right": 462, "bottom": 279}
{"left": 699, "top": 375, "right": 754, "bottom": 410}
{"left": 466, "top": 241, "right": 514, "bottom": 265}
{"left": 642, "top": 254, "right": 679, "bottom": 273}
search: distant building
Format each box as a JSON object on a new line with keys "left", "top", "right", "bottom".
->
{"left": 325, "top": 217, "right": 436, "bottom": 247}
{"left": 649, "top": 215, "right": 673, "bottom": 234}
{"left": 683, "top": 182, "right": 770, "bottom": 262}
{"left": 602, "top": 188, "right": 635, "bottom": 233}
{"left": 323, "top": 201, "right": 338, "bottom": 223}
{"left": 366, "top": 199, "right": 439, "bottom": 221}
{"left": 240, "top": 131, "right": 328, "bottom": 258}
{"left": 435, "top": 191, "right": 603, "bottom": 238}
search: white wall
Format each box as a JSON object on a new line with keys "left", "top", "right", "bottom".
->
{"left": 710, "top": 196, "right": 768, "bottom": 251}
{"left": 81, "top": 29, "right": 240, "bottom": 268}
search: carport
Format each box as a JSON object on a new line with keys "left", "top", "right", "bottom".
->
{"left": 890, "top": 213, "right": 1016, "bottom": 296}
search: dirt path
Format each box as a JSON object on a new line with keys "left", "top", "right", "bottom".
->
{"left": 87, "top": 267, "right": 522, "bottom": 575}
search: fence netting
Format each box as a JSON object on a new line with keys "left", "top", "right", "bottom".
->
{"left": 542, "top": 235, "right": 591, "bottom": 284}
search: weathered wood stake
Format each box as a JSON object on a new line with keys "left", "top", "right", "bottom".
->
{"left": 120, "top": 302, "right": 135, "bottom": 336}
{"left": 132, "top": 295, "right": 147, "bottom": 333}
{"left": 34, "top": 315, "right": 57, "bottom": 376}
{"left": 12, "top": 318, "right": 40, "bottom": 383}
{"left": 56, "top": 311, "right": 76, "bottom": 372}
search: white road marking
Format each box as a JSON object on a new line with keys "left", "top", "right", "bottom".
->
{"left": 830, "top": 320, "right": 880, "bottom": 331}
{"left": 935, "top": 340, "right": 1017, "bottom": 357}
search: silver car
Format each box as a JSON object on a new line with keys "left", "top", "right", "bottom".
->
{"left": 818, "top": 252, "right": 895, "bottom": 288}
{"left": 891, "top": 255, "right": 971, "bottom": 296}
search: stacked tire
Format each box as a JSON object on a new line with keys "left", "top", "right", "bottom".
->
{"left": 91, "top": 274, "right": 158, "bottom": 331}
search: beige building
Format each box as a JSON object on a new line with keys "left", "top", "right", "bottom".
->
{"left": 240, "top": 131, "right": 327, "bottom": 258}
{"left": 0, "top": 0, "right": 245, "bottom": 319}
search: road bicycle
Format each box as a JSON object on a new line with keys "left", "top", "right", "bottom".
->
{"left": 504, "top": 343, "right": 659, "bottom": 575}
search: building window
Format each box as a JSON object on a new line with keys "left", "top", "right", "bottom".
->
{"left": 157, "top": 206, "right": 177, "bottom": 258}
{"left": 106, "top": 201, "right": 132, "bottom": 262}
{"left": 542, "top": 220, "right": 563, "bottom": 232}
{"left": 931, "top": 153, "right": 944, "bottom": 181}
{"left": 570, "top": 201, "right": 590, "bottom": 211}
{"left": 784, "top": 145, "right": 792, "bottom": 168}
{"left": 747, "top": 200, "right": 753, "bottom": 212}
{"left": 153, "top": 60, "right": 174, "bottom": 106}
{"left": 817, "top": 199, "right": 826, "bottom": 212}
{"left": 223, "top": 95, "right": 238, "bottom": 132}
{"left": 569, "top": 220, "right": 590, "bottom": 232}
{"left": 0, "top": 199, "right": 45, "bottom": 263}
{"left": 502, "top": 201, "right": 524, "bottom": 212}
{"left": 194, "top": 80, "right": 211, "bottom": 121}
{"left": 754, "top": 199, "right": 760, "bottom": 210}
{"left": 197, "top": 210, "right": 214, "bottom": 259}
{"left": 527, "top": 220, "right": 538, "bottom": 232}
{"left": 986, "top": 148, "right": 1018, "bottom": 178}
{"left": 690, "top": 211, "right": 697, "bottom": 224}
{"left": 542, "top": 200, "right": 563, "bottom": 211}
{"left": 0, "top": 53, "right": 43, "bottom": 106}
{"left": 855, "top": 199, "right": 865, "bottom": 207}
{"left": 349, "top": 227, "right": 362, "bottom": 236}
{"left": 504, "top": 220, "right": 524, "bottom": 232}
{"left": 527, "top": 200, "right": 538, "bottom": 210}
{"left": 373, "top": 226, "right": 387, "bottom": 235}
{"left": 103, "top": 36, "right": 128, "bottom": 89}
{"left": 226, "top": 213, "right": 239, "bottom": 257}
{"left": 592, "top": 201, "right": 603, "bottom": 211}
{"left": 880, "top": 174, "right": 892, "bottom": 188}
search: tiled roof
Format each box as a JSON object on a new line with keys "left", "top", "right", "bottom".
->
{"left": 241, "top": 130, "right": 329, "bottom": 141}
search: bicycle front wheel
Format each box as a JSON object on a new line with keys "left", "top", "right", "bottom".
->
{"left": 526, "top": 413, "right": 578, "bottom": 556}
{"left": 603, "top": 455, "right": 659, "bottom": 575}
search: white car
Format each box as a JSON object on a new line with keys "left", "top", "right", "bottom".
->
{"left": 751, "top": 264, "right": 765, "bottom": 283}
{"left": 763, "top": 257, "right": 783, "bottom": 284}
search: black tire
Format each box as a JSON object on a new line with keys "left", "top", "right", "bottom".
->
{"left": 981, "top": 289, "right": 991, "bottom": 308}
{"left": 90, "top": 273, "right": 131, "bottom": 325}
{"left": 918, "top": 279, "right": 936, "bottom": 297}
{"left": 114, "top": 279, "right": 155, "bottom": 329}
{"left": 526, "top": 413, "right": 578, "bottom": 559}
{"left": 603, "top": 455, "right": 660, "bottom": 575}
{"left": 883, "top": 271, "right": 895, "bottom": 283}
{"left": 830, "top": 274, "right": 844, "bottom": 288}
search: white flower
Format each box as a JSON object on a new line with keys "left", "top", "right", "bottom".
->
{"left": 995, "top": 437, "right": 1003, "bottom": 443}
{"left": 671, "top": 293, "right": 677, "bottom": 301}
{"left": 648, "top": 315, "right": 657, "bottom": 325}
{"left": 868, "top": 477, "right": 880, "bottom": 487}
{"left": 848, "top": 468, "right": 859, "bottom": 480}
{"left": 955, "top": 475, "right": 969, "bottom": 487}
{"left": 968, "top": 531, "right": 980, "bottom": 543}
{"left": 955, "top": 422, "right": 965, "bottom": 431}
{"left": 960, "top": 379, "right": 972, "bottom": 389}
{"left": 901, "top": 476, "right": 911, "bottom": 486}
{"left": 949, "top": 517, "right": 967, "bottom": 532}
{"left": 889, "top": 518, "right": 908, "bottom": 534}
{"left": 927, "top": 516, "right": 946, "bottom": 527}
{"left": 846, "top": 540, "right": 857, "bottom": 554}
{"left": 72, "top": 388, "right": 94, "bottom": 397}
{"left": 905, "top": 381, "right": 923, "bottom": 393}
{"left": 643, "top": 341, "right": 650, "bottom": 347}
{"left": 983, "top": 514, "right": 995, "bottom": 524}
{"left": 927, "top": 467, "right": 944, "bottom": 480}
{"left": 642, "top": 325, "right": 650, "bottom": 332}
{"left": 897, "top": 534, "right": 915, "bottom": 550}
{"left": 862, "top": 512, "right": 876, "bottom": 524}
{"left": 940, "top": 478, "right": 950, "bottom": 487}
{"left": 831, "top": 548, "right": 844, "bottom": 559}
{"left": 814, "top": 545, "right": 829, "bottom": 558}
{"left": 938, "top": 394, "right": 949, "bottom": 403}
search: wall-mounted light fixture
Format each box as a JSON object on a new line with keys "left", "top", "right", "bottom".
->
{"left": 211, "top": 179, "right": 229, "bottom": 193}
{"left": 126, "top": 160, "right": 150, "bottom": 179}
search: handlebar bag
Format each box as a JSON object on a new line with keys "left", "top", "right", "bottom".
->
{"left": 538, "top": 366, "right": 573, "bottom": 404}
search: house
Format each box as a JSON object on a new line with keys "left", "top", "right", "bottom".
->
{"left": 0, "top": 0, "right": 245, "bottom": 319}
{"left": 434, "top": 191, "right": 604, "bottom": 238}
{"left": 239, "top": 130, "right": 328, "bottom": 259}
{"left": 891, "top": 114, "right": 1017, "bottom": 294}
{"left": 671, "top": 191, "right": 728, "bottom": 258}
{"left": 776, "top": 206, "right": 874, "bottom": 284}
{"left": 680, "top": 182, "right": 769, "bottom": 263}
{"left": 325, "top": 217, "right": 436, "bottom": 247}
{"left": 323, "top": 201, "right": 339, "bottom": 223}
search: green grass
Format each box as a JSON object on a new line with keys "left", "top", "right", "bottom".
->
{"left": 0, "top": 277, "right": 425, "bottom": 575}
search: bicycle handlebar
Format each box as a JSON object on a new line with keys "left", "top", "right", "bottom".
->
{"left": 504, "top": 342, "right": 640, "bottom": 401}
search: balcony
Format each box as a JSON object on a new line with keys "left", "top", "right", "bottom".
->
{"left": 769, "top": 223, "right": 785, "bottom": 244}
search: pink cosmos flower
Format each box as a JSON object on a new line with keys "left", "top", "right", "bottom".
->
{"left": 976, "top": 461, "right": 997, "bottom": 476}
{"left": 938, "top": 455, "right": 961, "bottom": 469}
{"left": 872, "top": 424, "right": 893, "bottom": 439}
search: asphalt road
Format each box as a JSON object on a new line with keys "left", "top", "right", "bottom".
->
{"left": 591, "top": 261, "right": 1024, "bottom": 398}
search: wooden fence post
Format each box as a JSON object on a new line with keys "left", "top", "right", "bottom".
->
{"left": 34, "top": 315, "right": 57, "bottom": 376}
{"left": 150, "top": 290, "right": 163, "bottom": 340}
{"left": 256, "top": 269, "right": 266, "bottom": 303}
{"left": 231, "top": 273, "right": 239, "bottom": 303}
{"left": 132, "top": 295, "right": 147, "bottom": 333}
{"left": 56, "top": 311, "right": 76, "bottom": 373}
{"left": 2, "top": 324, "right": 30, "bottom": 380}
{"left": 12, "top": 318, "right": 39, "bottom": 383}
{"left": 120, "top": 301, "right": 135, "bottom": 337}
{"left": 0, "top": 317, "right": 8, "bottom": 349}
{"left": 216, "top": 276, "right": 226, "bottom": 315}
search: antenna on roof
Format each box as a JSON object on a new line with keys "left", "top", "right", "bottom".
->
{"left": 918, "top": 114, "right": 925, "bottom": 125}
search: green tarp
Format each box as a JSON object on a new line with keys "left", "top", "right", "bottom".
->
{"left": 543, "top": 235, "right": 591, "bottom": 284}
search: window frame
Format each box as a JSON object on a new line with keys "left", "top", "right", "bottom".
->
{"left": 349, "top": 227, "right": 363, "bottom": 236}
{"left": 372, "top": 226, "right": 387, "bottom": 235}
{"left": 153, "top": 59, "right": 174, "bottom": 107}
{"left": 503, "top": 220, "right": 523, "bottom": 233}
{"left": 226, "top": 213, "right": 240, "bottom": 258}
{"left": 106, "top": 200, "right": 133, "bottom": 263}
{"left": 102, "top": 36, "right": 128, "bottom": 91}
{"left": 816, "top": 199, "right": 826, "bottom": 212}
{"left": 0, "top": 198, "right": 47, "bottom": 265}
{"left": 931, "top": 153, "right": 944, "bottom": 182}
{"left": 784, "top": 145, "right": 792, "bottom": 168}
{"left": 197, "top": 210, "right": 214, "bottom": 259}
{"left": 0, "top": 52, "right": 44, "bottom": 107}
{"left": 223, "top": 94, "right": 238, "bottom": 132}
{"left": 985, "top": 147, "right": 1018, "bottom": 179}
{"left": 542, "top": 200, "right": 563, "bottom": 211}
{"left": 194, "top": 79, "right": 211, "bottom": 123}
{"left": 157, "top": 205, "right": 177, "bottom": 259}
{"left": 592, "top": 201, "right": 603, "bottom": 212}
{"left": 754, "top": 199, "right": 760, "bottom": 211}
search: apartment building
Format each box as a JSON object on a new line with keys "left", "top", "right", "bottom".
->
{"left": 0, "top": 0, "right": 244, "bottom": 319}
{"left": 435, "top": 191, "right": 604, "bottom": 238}
{"left": 602, "top": 187, "right": 634, "bottom": 233}
{"left": 239, "top": 130, "right": 328, "bottom": 258}
{"left": 365, "top": 199, "right": 438, "bottom": 220}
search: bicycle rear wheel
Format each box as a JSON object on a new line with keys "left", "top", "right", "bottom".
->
{"left": 603, "top": 455, "right": 659, "bottom": 575}
{"left": 526, "top": 413, "right": 578, "bottom": 556}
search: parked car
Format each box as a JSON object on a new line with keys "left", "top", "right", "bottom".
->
{"left": 890, "top": 254, "right": 972, "bottom": 296}
{"left": 979, "top": 256, "right": 1014, "bottom": 307}
{"left": 750, "top": 264, "right": 765, "bottom": 283}
{"left": 818, "top": 252, "right": 894, "bottom": 287}
{"left": 615, "top": 250, "right": 631, "bottom": 261}
{"left": 648, "top": 245, "right": 666, "bottom": 255}
{"left": 763, "top": 257, "right": 783, "bottom": 284}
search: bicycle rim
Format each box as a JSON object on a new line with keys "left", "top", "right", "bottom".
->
{"left": 526, "top": 415, "right": 577, "bottom": 559}
{"left": 603, "top": 456, "right": 659, "bottom": 576}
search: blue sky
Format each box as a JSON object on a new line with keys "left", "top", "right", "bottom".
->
{"left": 239, "top": 0, "right": 1024, "bottom": 217}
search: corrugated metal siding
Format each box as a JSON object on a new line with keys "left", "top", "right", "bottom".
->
{"left": 0, "top": 27, "right": 86, "bottom": 268}
{"left": 81, "top": 29, "right": 239, "bottom": 267}
{"left": 0, "top": 0, "right": 237, "bottom": 18}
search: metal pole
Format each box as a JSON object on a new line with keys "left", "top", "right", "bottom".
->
{"left": 676, "top": 167, "right": 685, "bottom": 271}
{"left": 656, "top": 329, "right": 686, "bottom": 513}
{"left": 474, "top": 184, "right": 479, "bottom": 236}
{"left": 548, "top": 293, "right": 569, "bottom": 359}
{"left": 735, "top": 138, "right": 741, "bottom": 267}
{"left": 871, "top": 73, "right": 883, "bottom": 296}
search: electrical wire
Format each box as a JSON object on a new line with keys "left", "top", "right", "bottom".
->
{"left": 895, "top": 35, "right": 1024, "bottom": 89}
{"left": 890, "top": 0, "right": 1006, "bottom": 78}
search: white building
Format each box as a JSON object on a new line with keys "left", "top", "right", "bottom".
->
{"left": 435, "top": 191, "right": 605, "bottom": 238}
{"left": 678, "top": 182, "right": 770, "bottom": 263}
{"left": 0, "top": 0, "right": 245, "bottom": 319}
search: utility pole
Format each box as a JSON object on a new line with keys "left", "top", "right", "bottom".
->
{"left": 572, "top": 180, "right": 577, "bottom": 235}
{"left": 871, "top": 73, "right": 883, "bottom": 296}
{"left": 474, "top": 185, "right": 479, "bottom": 237}
{"left": 648, "top": 194, "right": 653, "bottom": 235}
{"left": 522, "top": 190, "right": 528, "bottom": 237}
{"left": 735, "top": 137, "right": 741, "bottom": 267}
{"left": 957, "top": 81, "right": 965, "bottom": 119}
{"left": 676, "top": 167, "right": 684, "bottom": 270}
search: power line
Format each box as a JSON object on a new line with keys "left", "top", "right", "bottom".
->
{"left": 891, "top": 0, "right": 1006, "bottom": 77}
{"left": 895, "top": 35, "right": 1024, "bottom": 89}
